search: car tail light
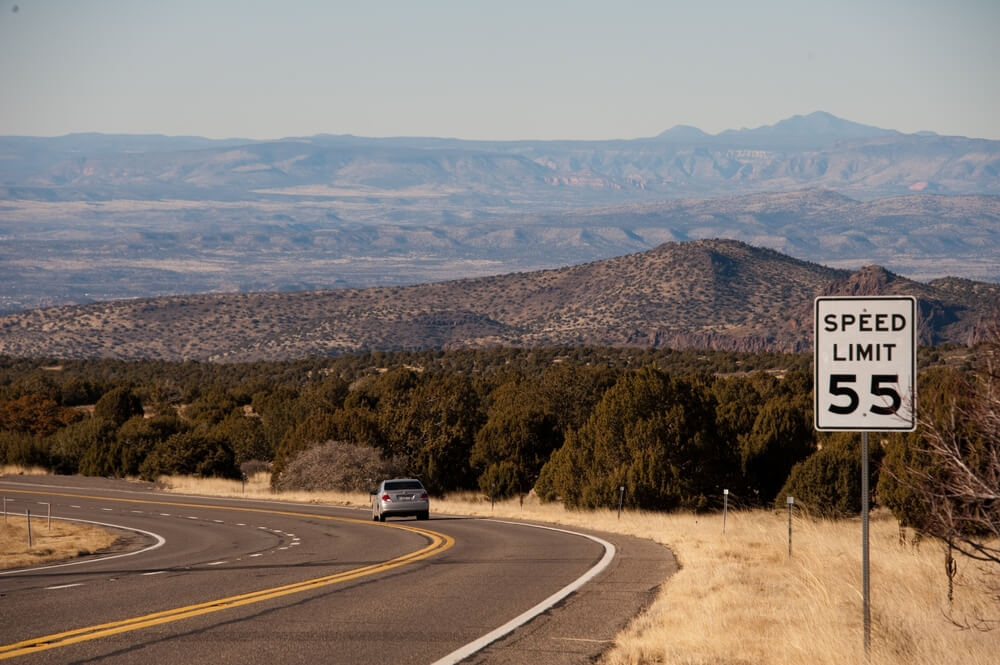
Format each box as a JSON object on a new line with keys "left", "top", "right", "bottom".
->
{"left": 419, "top": 492, "right": 428, "bottom": 499}
{"left": 381, "top": 493, "right": 391, "bottom": 501}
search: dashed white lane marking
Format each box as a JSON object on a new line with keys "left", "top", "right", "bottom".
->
{"left": 6, "top": 504, "right": 300, "bottom": 586}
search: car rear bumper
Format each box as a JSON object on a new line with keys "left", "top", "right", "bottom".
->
{"left": 375, "top": 499, "right": 429, "bottom": 518}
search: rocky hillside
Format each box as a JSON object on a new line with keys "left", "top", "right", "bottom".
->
{"left": 1, "top": 240, "right": 995, "bottom": 362}
{"left": 2, "top": 188, "right": 998, "bottom": 314}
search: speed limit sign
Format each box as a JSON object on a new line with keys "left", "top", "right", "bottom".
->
{"left": 814, "top": 296, "right": 917, "bottom": 431}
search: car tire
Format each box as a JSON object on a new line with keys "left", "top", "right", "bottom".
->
{"left": 377, "top": 512, "right": 386, "bottom": 522}
{"left": 418, "top": 511, "right": 429, "bottom": 521}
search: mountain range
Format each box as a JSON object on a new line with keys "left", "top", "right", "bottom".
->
{"left": 1, "top": 239, "right": 996, "bottom": 362}
{"left": 1, "top": 111, "right": 998, "bottom": 314}
{"left": 3, "top": 112, "right": 997, "bottom": 203}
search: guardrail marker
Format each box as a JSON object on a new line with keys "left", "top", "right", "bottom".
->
{"left": 787, "top": 496, "right": 794, "bottom": 558}
{"left": 723, "top": 489, "right": 729, "bottom": 533}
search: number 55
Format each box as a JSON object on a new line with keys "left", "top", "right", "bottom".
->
{"left": 828, "top": 374, "right": 901, "bottom": 416}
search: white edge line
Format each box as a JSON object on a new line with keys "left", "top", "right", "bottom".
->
{"left": 428, "top": 519, "right": 616, "bottom": 665}
{"left": 0, "top": 516, "right": 166, "bottom": 576}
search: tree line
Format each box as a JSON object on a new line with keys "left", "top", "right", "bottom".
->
{"left": 0, "top": 344, "right": 989, "bottom": 526}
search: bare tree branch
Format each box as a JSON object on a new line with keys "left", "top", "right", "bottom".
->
{"left": 892, "top": 333, "right": 1000, "bottom": 629}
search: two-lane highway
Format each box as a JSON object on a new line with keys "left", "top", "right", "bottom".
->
{"left": 0, "top": 476, "right": 674, "bottom": 664}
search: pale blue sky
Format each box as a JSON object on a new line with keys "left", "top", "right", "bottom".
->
{"left": 1, "top": 0, "right": 998, "bottom": 140}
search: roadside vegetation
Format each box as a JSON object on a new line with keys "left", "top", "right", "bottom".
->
{"left": 1, "top": 342, "right": 996, "bottom": 662}
{"left": 0, "top": 509, "right": 118, "bottom": 570}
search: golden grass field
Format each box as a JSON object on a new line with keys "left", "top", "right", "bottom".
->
{"left": 1, "top": 465, "right": 118, "bottom": 569}
{"left": 0, "top": 516, "right": 118, "bottom": 570}
{"left": 3, "top": 469, "right": 997, "bottom": 664}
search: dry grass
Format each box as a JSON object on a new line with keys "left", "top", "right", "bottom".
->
{"left": 2, "top": 465, "right": 120, "bottom": 569}
{"left": 0, "top": 515, "right": 118, "bottom": 570}
{"left": 158, "top": 474, "right": 1000, "bottom": 665}
{"left": 0, "top": 464, "right": 50, "bottom": 476}
{"left": 593, "top": 511, "right": 999, "bottom": 665}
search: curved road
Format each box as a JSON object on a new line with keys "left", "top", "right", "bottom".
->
{"left": 0, "top": 476, "right": 675, "bottom": 665}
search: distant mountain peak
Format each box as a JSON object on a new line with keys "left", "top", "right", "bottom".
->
{"left": 768, "top": 111, "right": 896, "bottom": 136}
{"left": 655, "top": 124, "right": 711, "bottom": 141}
{"left": 655, "top": 111, "right": 901, "bottom": 149}
{"left": 718, "top": 111, "right": 899, "bottom": 149}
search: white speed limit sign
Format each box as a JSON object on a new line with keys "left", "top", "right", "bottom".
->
{"left": 814, "top": 296, "right": 917, "bottom": 431}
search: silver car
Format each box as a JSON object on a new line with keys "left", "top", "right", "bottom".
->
{"left": 371, "top": 478, "right": 430, "bottom": 522}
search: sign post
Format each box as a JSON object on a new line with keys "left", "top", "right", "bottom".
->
{"left": 814, "top": 296, "right": 917, "bottom": 658}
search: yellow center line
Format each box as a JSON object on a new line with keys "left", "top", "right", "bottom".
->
{"left": 0, "top": 488, "right": 454, "bottom": 660}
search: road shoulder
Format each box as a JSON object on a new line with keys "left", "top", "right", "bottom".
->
{"left": 462, "top": 525, "right": 677, "bottom": 665}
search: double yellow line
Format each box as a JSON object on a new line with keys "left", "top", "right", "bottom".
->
{"left": 0, "top": 490, "right": 454, "bottom": 660}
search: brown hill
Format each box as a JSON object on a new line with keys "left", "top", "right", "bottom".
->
{"left": 0, "top": 239, "right": 996, "bottom": 362}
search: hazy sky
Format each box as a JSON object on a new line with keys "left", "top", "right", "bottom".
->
{"left": 1, "top": 0, "right": 998, "bottom": 141}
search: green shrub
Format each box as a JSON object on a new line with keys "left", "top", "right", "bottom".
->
{"left": 0, "top": 430, "right": 48, "bottom": 467}
{"left": 140, "top": 431, "right": 239, "bottom": 480}
{"left": 778, "top": 433, "right": 882, "bottom": 517}
{"left": 94, "top": 386, "right": 143, "bottom": 426}
{"left": 47, "top": 418, "right": 118, "bottom": 475}
{"left": 536, "top": 367, "right": 725, "bottom": 511}
{"left": 477, "top": 460, "right": 522, "bottom": 499}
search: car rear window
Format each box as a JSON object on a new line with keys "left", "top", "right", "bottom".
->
{"left": 385, "top": 480, "right": 424, "bottom": 491}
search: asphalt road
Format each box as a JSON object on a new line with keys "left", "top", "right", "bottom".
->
{"left": 0, "top": 476, "right": 675, "bottom": 665}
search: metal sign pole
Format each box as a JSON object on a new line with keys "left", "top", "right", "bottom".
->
{"left": 862, "top": 430, "right": 871, "bottom": 657}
